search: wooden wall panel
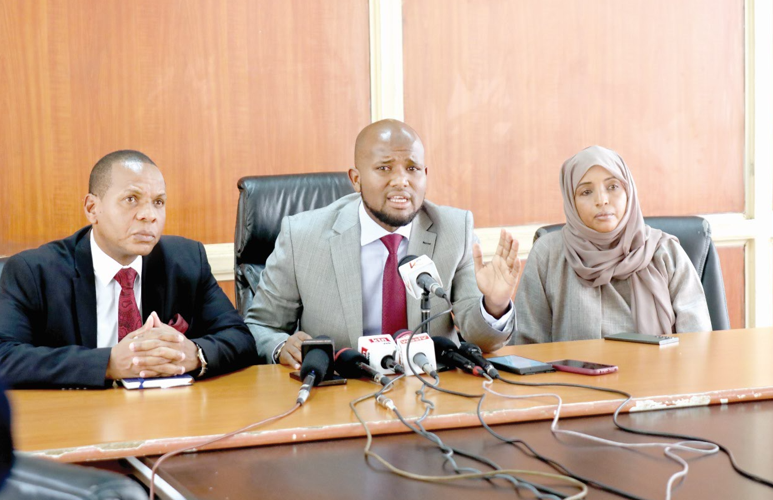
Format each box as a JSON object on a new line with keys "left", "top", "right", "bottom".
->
{"left": 403, "top": 0, "right": 745, "bottom": 228}
{"left": 717, "top": 245, "right": 745, "bottom": 330}
{"left": 0, "top": 0, "right": 370, "bottom": 256}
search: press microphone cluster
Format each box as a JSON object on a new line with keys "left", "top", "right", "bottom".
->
{"left": 458, "top": 342, "right": 499, "bottom": 379}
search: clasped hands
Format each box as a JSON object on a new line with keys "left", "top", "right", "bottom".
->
{"left": 106, "top": 311, "right": 200, "bottom": 380}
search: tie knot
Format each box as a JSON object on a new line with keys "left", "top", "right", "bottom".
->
{"left": 115, "top": 268, "right": 138, "bottom": 290}
{"left": 380, "top": 234, "right": 403, "bottom": 254}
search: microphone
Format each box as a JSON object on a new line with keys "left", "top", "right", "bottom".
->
{"left": 357, "top": 335, "right": 405, "bottom": 375}
{"left": 458, "top": 342, "right": 499, "bottom": 378}
{"left": 393, "top": 330, "right": 438, "bottom": 377}
{"left": 432, "top": 336, "right": 481, "bottom": 375}
{"left": 398, "top": 255, "right": 447, "bottom": 300}
{"left": 297, "top": 337, "right": 334, "bottom": 405}
{"left": 334, "top": 348, "right": 390, "bottom": 386}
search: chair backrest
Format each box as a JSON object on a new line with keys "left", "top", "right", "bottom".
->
{"left": 0, "top": 257, "right": 7, "bottom": 281}
{"left": 234, "top": 172, "right": 355, "bottom": 315}
{"left": 533, "top": 216, "right": 730, "bottom": 331}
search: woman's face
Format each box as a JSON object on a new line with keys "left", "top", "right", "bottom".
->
{"left": 573, "top": 165, "right": 627, "bottom": 233}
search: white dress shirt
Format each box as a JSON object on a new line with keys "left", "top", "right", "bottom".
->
{"left": 358, "top": 202, "right": 512, "bottom": 336}
{"left": 90, "top": 230, "right": 143, "bottom": 348}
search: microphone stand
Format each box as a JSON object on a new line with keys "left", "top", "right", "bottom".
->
{"left": 421, "top": 290, "right": 431, "bottom": 337}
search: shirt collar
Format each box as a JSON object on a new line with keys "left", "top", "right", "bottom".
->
{"left": 359, "top": 201, "right": 412, "bottom": 247}
{"left": 90, "top": 229, "right": 144, "bottom": 289}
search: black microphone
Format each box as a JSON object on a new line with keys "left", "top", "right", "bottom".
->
{"left": 334, "top": 348, "right": 390, "bottom": 386}
{"left": 398, "top": 255, "right": 448, "bottom": 299}
{"left": 297, "top": 337, "right": 333, "bottom": 405}
{"left": 380, "top": 353, "right": 405, "bottom": 374}
{"left": 432, "top": 336, "right": 481, "bottom": 375}
{"left": 458, "top": 342, "right": 499, "bottom": 378}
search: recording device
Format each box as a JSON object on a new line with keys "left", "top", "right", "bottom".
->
{"left": 295, "top": 336, "right": 335, "bottom": 405}
{"left": 334, "top": 348, "right": 390, "bottom": 386}
{"left": 458, "top": 342, "right": 499, "bottom": 378}
{"left": 605, "top": 332, "right": 679, "bottom": 345}
{"left": 393, "top": 330, "right": 438, "bottom": 377}
{"left": 432, "top": 336, "right": 480, "bottom": 375}
{"left": 549, "top": 359, "right": 618, "bottom": 375}
{"left": 398, "top": 254, "right": 447, "bottom": 300}
{"left": 358, "top": 334, "right": 404, "bottom": 375}
{"left": 487, "top": 354, "right": 555, "bottom": 375}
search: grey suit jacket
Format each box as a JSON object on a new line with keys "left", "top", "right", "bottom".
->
{"left": 245, "top": 193, "right": 514, "bottom": 363}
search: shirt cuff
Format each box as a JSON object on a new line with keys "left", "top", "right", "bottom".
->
{"left": 479, "top": 298, "right": 513, "bottom": 331}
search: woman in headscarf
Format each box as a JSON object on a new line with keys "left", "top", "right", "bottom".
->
{"left": 514, "top": 146, "right": 711, "bottom": 343}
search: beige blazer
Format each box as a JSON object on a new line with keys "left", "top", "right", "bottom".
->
{"left": 245, "top": 193, "right": 514, "bottom": 363}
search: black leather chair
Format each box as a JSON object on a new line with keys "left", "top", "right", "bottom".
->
{"left": 533, "top": 216, "right": 730, "bottom": 331}
{"left": 234, "top": 172, "right": 355, "bottom": 316}
{"left": 0, "top": 385, "right": 145, "bottom": 500}
{"left": 0, "top": 257, "right": 7, "bottom": 280}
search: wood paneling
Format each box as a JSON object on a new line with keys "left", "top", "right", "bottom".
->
{"left": 219, "top": 279, "right": 236, "bottom": 307}
{"left": 403, "top": 0, "right": 745, "bottom": 227}
{"left": 717, "top": 245, "right": 745, "bottom": 329}
{"left": 0, "top": 0, "right": 370, "bottom": 256}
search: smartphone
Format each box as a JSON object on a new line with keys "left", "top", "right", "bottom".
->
{"left": 289, "top": 371, "right": 347, "bottom": 386}
{"left": 548, "top": 359, "right": 618, "bottom": 376}
{"left": 301, "top": 337, "right": 336, "bottom": 380}
{"left": 605, "top": 332, "right": 679, "bottom": 345}
{"left": 488, "top": 355, "right": 555, "bottom": 375}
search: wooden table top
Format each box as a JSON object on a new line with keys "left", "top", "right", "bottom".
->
{"left": 9, "top": 328, "right": 773, "bottom": 463}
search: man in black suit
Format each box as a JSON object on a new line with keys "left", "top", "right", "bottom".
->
{"left": 0, "top": 151, "right": 256, "bottom": 388}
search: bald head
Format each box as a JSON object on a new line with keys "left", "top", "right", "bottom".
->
{"left": 349, "top": 120, "right": 427, "bottom": 232}
{"left": 354, "top": 119, "right": 424, "bottom": 168}
{"left": 89, "top": 150, "right": 158, "bottom": 198}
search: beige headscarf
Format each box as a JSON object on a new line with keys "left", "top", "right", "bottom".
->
{"left": 560, "top": 146, "right": 676, "bottom": 336}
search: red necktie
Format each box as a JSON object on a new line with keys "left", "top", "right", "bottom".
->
{"left": 115, "top": 268, "right": 142, "bottom": 342}
{"left": 380, "top": 234, "right": 407, "bottom": 336}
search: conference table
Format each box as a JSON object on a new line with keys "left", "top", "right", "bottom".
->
{"left": 9, "top": 328, "right": 773, "bottom": 499}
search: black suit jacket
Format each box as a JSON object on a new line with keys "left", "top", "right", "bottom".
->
{"left": 0, "top": 227, "right": 257, "bottom": 388}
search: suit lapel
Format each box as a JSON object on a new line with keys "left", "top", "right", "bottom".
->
{"left": 406, "top": 210, "right": 437, "bottom": 329}
{"left": 141, "top": 243, "right": 166, "bottom": 322}
{"left": 73, "top": 230, "right": 98, "bottom": 348}
{"left": 330, "top": 199, "right": 364, "bottom": 348}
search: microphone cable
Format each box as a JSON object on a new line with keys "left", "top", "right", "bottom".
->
{"left": 481, "top": 375, "right": 718, "bottom": 500}
{"left": 348, "top": 373, "right": 588, "bottom": 499}
{"left": 489, "top": 373, "right": 773, "bottom": 496}
{"left": 148, "top": 401, "right": 301, "bottom": 500}
{"left": 401, "top": 308, "right": 647, "bottom": 499}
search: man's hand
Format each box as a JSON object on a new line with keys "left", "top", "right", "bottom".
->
{"left": 106, "top": 312, "right": 199, "bottom": 380}
{"left": 473, "top": 229, "right": 521, "bottom": 318}
{"left": 278, "top": 331, "right": 312, "bottom": 370}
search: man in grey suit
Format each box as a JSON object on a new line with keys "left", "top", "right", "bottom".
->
{"left": 245, "top": 119, "right": 520, "bottom": 368}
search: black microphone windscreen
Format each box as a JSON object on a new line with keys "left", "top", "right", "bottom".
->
{"left": 398, "top": 254, "right": 419, "bottom": 267}
{"left": 300, "top": 348, "right": 331, "bottom": 384}
{"left": 432, "top": 336, "right": 459, "bottom": 357}
{"left": 334, "top": 348, "right": 369, "bottom": 378}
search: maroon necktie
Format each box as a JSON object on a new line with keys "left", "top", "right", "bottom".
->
{"left": 115, "top": 268, "right": 142, "bottom": 342}
{"left": 380, "top": 234, "right": 407, "bottom": 336}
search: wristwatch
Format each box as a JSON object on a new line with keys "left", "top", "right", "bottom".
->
{"left": 192, "top": 341, "right": 208, "bottom": 378}
{"left": 273, "top": 340, "right": 287, "bottom": 364}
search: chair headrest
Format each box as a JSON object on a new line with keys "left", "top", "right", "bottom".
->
{"left": 234, "top": 172, "right": 355, "bottom": 266}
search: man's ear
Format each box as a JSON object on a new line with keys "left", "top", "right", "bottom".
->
{"left": 83, "top": 194, "right": 100, "bottom": 224}
{"left": 347, "top": 168, "right": 361, "bottom": 193}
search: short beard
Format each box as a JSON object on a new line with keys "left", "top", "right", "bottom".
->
{"left": 362, "top": 197, "right": 422, "bottom": 228}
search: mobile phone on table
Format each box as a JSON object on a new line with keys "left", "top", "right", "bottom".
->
{"left": 289, "top": 371, "right": 347, "bottom": 386}
{"left": 605, "top": 332, "right": 678, "bottom": 345}
{"left": 548, "top": 359, "right": 618, "bottom": 376}
{"left": 488, "top": 355, "right": 555, "bottom": 375}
